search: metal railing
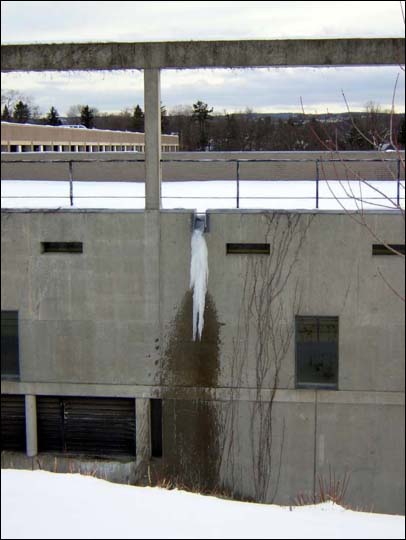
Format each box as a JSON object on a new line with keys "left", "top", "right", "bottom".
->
{"left": 1, "top": 156, "right": 404, "bottom": 209}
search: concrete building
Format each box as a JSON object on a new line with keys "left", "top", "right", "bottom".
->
{"left": 1, "top": 38, "right": 405, "bottom": 515}
{"left": 1, "top": 122, "right": 179, "bottom": 153}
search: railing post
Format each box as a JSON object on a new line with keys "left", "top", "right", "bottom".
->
{"left": 315, "top": 159, "right": 320, "bottom": 209}
{"left": 236, "top": 161, "right": 240, "bottom": 209}
{"left": 69, "top": 160, "right": 74, "bottom": 206}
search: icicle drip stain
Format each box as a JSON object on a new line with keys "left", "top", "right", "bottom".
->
{"left": 190, "top": 228, "right": 209, "bottom": 341}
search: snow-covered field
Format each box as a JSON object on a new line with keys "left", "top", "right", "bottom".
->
{"left": 1, "top": 470, "right": 404, "bottom": 540}
{"left": 1, "top": 179, "right": 402, "bottom": 212}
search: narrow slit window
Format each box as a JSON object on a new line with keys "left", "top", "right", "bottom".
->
{"left": 150, "top": 399, "right": 163, "bottom": 458}
{"left": 372, "top": 244, "right": 405, "bottom": 256}
{"left": 226, "top": 243, "right": 270, "bottom": 255}
{"left": 41, "top": 242, "right": 83, "bottom": 254}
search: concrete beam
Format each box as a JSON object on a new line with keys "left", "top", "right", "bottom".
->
{"left": 1, "top": 38, "right": 404, "bottom": 72}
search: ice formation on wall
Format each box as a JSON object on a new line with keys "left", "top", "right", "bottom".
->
{"left": 190, "top": 228, "right": 209, "bottom": 341}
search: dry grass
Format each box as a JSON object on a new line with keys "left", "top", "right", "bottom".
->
{"left": 295, "top": 467, "right": 351, "bottom": 507}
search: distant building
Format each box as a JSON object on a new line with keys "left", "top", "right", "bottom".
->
{"left": 0, "top": 122, "right": 179, "bottom": 153}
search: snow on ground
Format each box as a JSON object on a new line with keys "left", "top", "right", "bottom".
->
{"left": 1, "top": 179, "right": 402, "bottom": 212}
{"left": 1, "top": 470, "right": 404, "bottom": 540}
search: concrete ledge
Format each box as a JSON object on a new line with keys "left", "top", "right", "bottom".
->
{"left": 2, "top": 381, "right": 404, "bottom": 405}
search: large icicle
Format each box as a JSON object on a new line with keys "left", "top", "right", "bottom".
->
{"left": 190, "top": 228, "right": 209, "bottom": 341}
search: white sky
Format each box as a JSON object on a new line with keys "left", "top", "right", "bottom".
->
{"left": 1, "top": 1, "right": 405, "bottom": 115}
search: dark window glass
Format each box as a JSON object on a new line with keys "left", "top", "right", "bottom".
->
{"left": 150, "top": 399, "right": 163, "bottom": 458}
{"left": 296, "top": 316, "right": 338, "bottom": 389}
{"left": 1, "top": 311, "right": 20, "bottom": 379}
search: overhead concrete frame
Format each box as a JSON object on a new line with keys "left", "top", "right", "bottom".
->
{"left": 1, "top": 38, "right": 405, "bottom": 209}
{"left": 1, "top": 38, "right": 405, "bottom": 476}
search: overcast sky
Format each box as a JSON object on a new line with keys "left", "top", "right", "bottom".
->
{"left": 1, "top": 1, "right": 405, "bottom": 116}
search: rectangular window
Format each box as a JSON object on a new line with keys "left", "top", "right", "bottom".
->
{"left": 41, "top": 242, "right": 83, "bottom": 254}
{"left": 150, "top": 399, "right": 163, "bottom": 458}
{"left": 295, "top": 316, "right": 338, "bottom": 389}
{"left": 226, "top": 243, "right": 270, "bottom": 255}
{"left": 1, "top": 311, "right": 20, "bottom": 379}
{"left": 372, "top": 244, "right": 405, "bottom": 256}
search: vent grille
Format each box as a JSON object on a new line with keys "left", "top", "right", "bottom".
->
{"left": 1, "top": 394, "right": 26, "bottom": 451}
{"left": 372, "top": 244, "right": 405, "bottom": 255}
{"left": 226, "top": 243, "right": 270, "bottom": 255}
{"left": 37, "top": 396, "right": 135, "bottom": 457}
{"left": 41, "top": 242, "right": 83, "bottom": 254}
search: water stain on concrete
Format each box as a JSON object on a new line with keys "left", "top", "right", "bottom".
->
{"left": 156, "top": 290, "right": 222, "bottom": 492}
{"left": 161, "top": 290, "right": 220, "bottom": 388}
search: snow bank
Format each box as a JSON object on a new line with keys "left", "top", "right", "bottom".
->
{"left": 1, "top": 470, "right": 404, "bottom": 540}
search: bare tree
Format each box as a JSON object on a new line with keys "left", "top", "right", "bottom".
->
{"left": 220, "top": 212, "right": 314, "bottom": 502}
{"left": 300, "top": 88, "right": 405, "bottom": 301}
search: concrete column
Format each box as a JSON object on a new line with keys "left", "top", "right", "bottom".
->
{"left": 136, "top": 398, "right": 151, "bottom": 463}
{"left": 25, "top": 395, "right": 37, "bottom": 457}
{"left": 144, "top": 68, "right": 162, "bottom": 210}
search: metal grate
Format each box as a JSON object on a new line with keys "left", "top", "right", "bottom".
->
{"left": 1, "top": 394, "right": 26, "bottom": 451}
{"left": 37, "top": 396, "right": 136, "bottom": 457}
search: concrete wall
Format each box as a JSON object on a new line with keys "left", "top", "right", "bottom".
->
{"left": 2, "top": 151, "right": 404, "bottom": 182}
{"left": 1, "top": 208, "right": 404, "bottom": 513}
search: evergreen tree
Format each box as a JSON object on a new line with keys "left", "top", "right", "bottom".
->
{"left": 161, "top": 104, "right": 169, "bottom": 134}
{"left": 132, "top": 104, "right": 144, "bottom": 132}
{"left": 80, "top": 105, "right": 95, "bottom": 128}
{"left": 13, "top": 100, "right": 31, "bottom": 123}
{"left": 225, "top": 114, "right": 240, "bottom": 150}
{"left": 1, "top": 105, "right": 12, "bottom": 121}
{"left": 45, "top": 106, "right": 62, "bottom": 126}
{"left": 192, "top": 100, "right": 213, "bottom": 150}
{"left": 347, "top": 125, "right": 373, "bottom": 150}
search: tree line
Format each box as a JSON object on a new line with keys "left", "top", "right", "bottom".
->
{"left": 1, "top": 91, "right": 405, "bottom": 152}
